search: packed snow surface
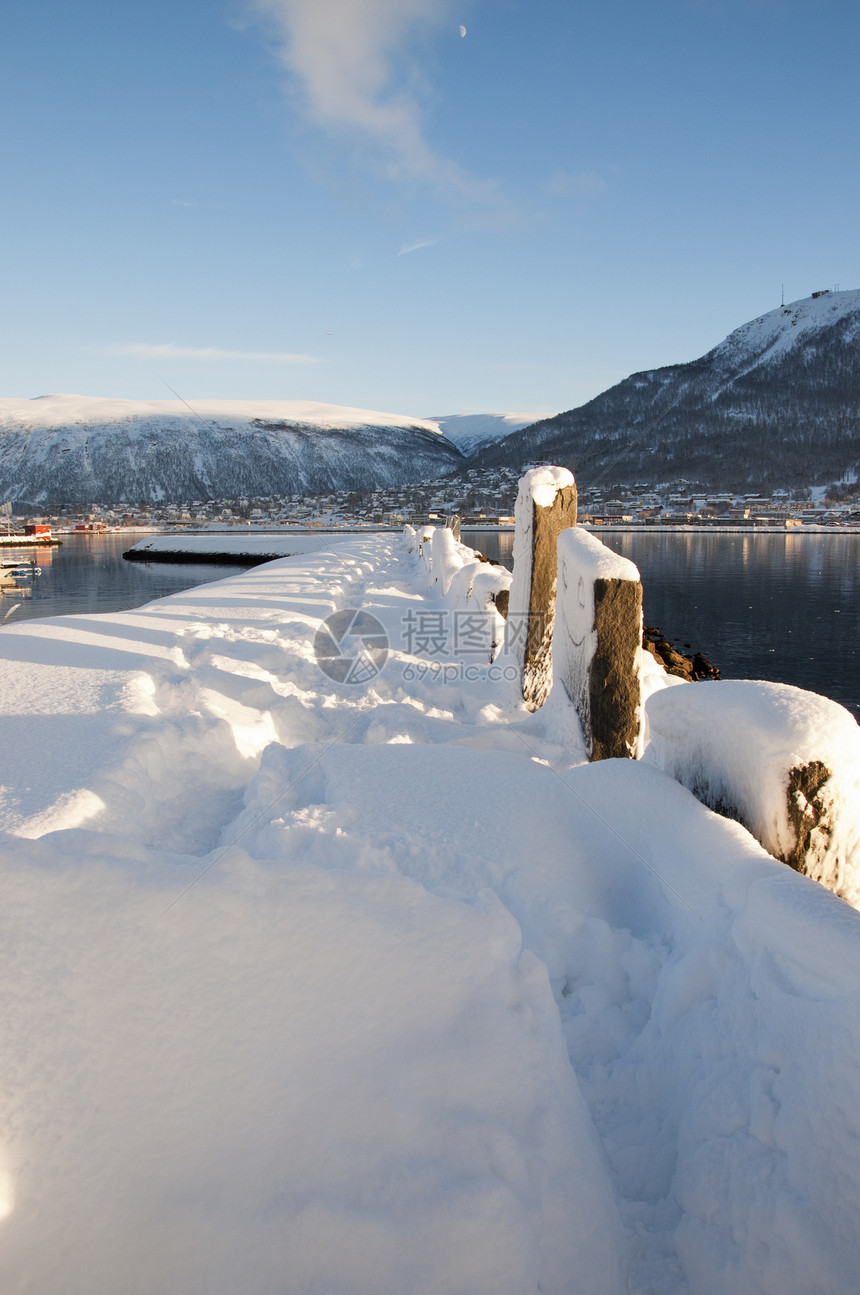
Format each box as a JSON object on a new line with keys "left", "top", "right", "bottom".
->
{"left": 2, "top": 534, "right": 860, "bottom": 1293}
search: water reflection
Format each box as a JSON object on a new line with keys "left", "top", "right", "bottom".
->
{"left": 463, "top": 528, "right": 859, "bottom": 718}
{"left": 463, "top": 529, "right": 515, "bottom": 568}
{"left": 0, "top": 533, "right": 248, "bottom": 625}
{"left": 2, "top": 529, "right": 857, "bottom": 720}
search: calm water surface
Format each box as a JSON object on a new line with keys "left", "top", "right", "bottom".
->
{"left": 0, "top": 533, "right": 248, "bottom": 622}
{"left": 464, "top": 528, "right": 859, "bottom": 719}
{"left": 1, "top": 529, "right": 857, "bottom": 719}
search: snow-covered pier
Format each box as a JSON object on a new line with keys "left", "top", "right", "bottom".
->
{"left": 123, "top": 528, "right": 390, "bottom": 564}
{"left": 1, "top": 504, "right": 860, "bottom": 1293}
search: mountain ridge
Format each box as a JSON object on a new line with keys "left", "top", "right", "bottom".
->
{"left": 478, "top": 290, "right": 860, "bottom": 491}
{"left": 3, "top": 290, "right": 858, "bottom": 504}
{"left": 428, "top": 412, "right": 553, "bottom": 457}
{"left": 0, "top": 396, "right": 465, "bottom": 506}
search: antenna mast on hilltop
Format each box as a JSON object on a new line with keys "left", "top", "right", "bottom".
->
{"left": 781, "top": 283, "right": 785, "bottom": 306}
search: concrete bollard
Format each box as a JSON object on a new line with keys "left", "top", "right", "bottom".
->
{"left": 554, "top": 528, "right": 643, "bottom": 760}
{"left": 505, "top": 467, "right": 577, "bottom": 710}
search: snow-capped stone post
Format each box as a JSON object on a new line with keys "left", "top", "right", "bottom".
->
{"left": 417, "top": 525, "right": 434, "bottom": 562}
{"left": 554, "top": 529, "right": 643, "bottom": 760}
{"left": 644, "top": 680, "right": 860, "bottom": 899}
{"left": 505, "top": 467, "right": 577, "bottom": 710}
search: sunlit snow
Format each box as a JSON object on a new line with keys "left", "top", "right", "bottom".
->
{"left": 1, "top": 532, "right": 859, "bottom": 1294}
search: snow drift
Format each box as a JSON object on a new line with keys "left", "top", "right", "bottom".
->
{"left": 645, "top": 679, "right": 860, "bottom": 904}
{"left": 1, "top": 533, "right": 860, "bottom": 1293}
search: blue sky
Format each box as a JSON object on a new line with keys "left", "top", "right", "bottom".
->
{"left": 2, "top": 0, "right": 857, "bottom": 416}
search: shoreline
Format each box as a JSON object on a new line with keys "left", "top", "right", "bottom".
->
{"left": 581, "top": 522, "right": 860, "bottom": 534}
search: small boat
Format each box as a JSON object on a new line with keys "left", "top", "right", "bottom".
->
{"left": 0, "top": 557, "right": 41, "bottom": 593}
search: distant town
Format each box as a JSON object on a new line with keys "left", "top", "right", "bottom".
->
{"left": 3, "top": 466, "right": 859, "bottom": 534}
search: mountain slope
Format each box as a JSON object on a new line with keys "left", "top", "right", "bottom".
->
{"left": 0, "top": 396, "right": 465, "bottom": 506}
{"left": 429, "top": 412, "right": 554, "bottom": 458}
{"left": 478, "top": 290, "right": 860, "bottom": 491}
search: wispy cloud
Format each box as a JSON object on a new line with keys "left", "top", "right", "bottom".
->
{"left": 546, "top": 169, "right": 610, "bottom": 197}
{"left": 397, "top": 236, "right": 439, "bottom": 255}
{"left": 249, "top": 0, "right": 508, "bottom": 212}
{"left": 112, "top": 344, "right": 319, "bottom": 364}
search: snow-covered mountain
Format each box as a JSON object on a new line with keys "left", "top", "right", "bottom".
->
{"left": 6, "top": 289, "right": 857, "bottom": 503}
{"left": 479, "top": 289, "right": 860, "bottom": 490}
{"left": 429, "top": 412, "right": 554, "bottom": 458}
{"left": 0, "top": 395, "right": 465, "bottom": 505}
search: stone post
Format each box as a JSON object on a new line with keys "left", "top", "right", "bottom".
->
{"left": 504, "top": 467, "right": 577, "bottom": 710}
{"left": 644, "top": 679, "right": 860, "bottom": 895}
{"left": 554, "top": 528, "right": 643, "bottom": 760}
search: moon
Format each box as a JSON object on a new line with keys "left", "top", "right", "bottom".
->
{"left": 459, "top": 25, "right": 466, "bottom": 37}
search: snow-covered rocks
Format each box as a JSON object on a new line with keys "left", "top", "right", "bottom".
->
{"left": 504, "top": 466, "right": 577, "bottom": 710}
{"left": 554, "top": 527, "right": 644, "bottom": 759}
{"left": 409, "top": 524, "right": 512, "bottom": 660}
{"left": 645, "top": 680, "right": 860, "bottom": 903}
{"left": 427, "top": 525, "right": 469, "bottom": 595}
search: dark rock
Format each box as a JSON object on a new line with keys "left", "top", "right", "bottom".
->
{"left": 691, "top": 652, "right": 720, "bottom": 681}
{"left": 783, "top": 761, "right": 833, "bottom": 874}
{"left": 642, "top": 625, "right": 720, "bottom": 682}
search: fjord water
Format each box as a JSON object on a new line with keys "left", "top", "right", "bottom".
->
{"left": 1, "top": 529, "right": 857, "bottom": 720}
{"left": 465, "top": 528, "right": 859, "bottom": 720}
{"left": 0, "top": 533, "right": 248, "bottom": 623}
